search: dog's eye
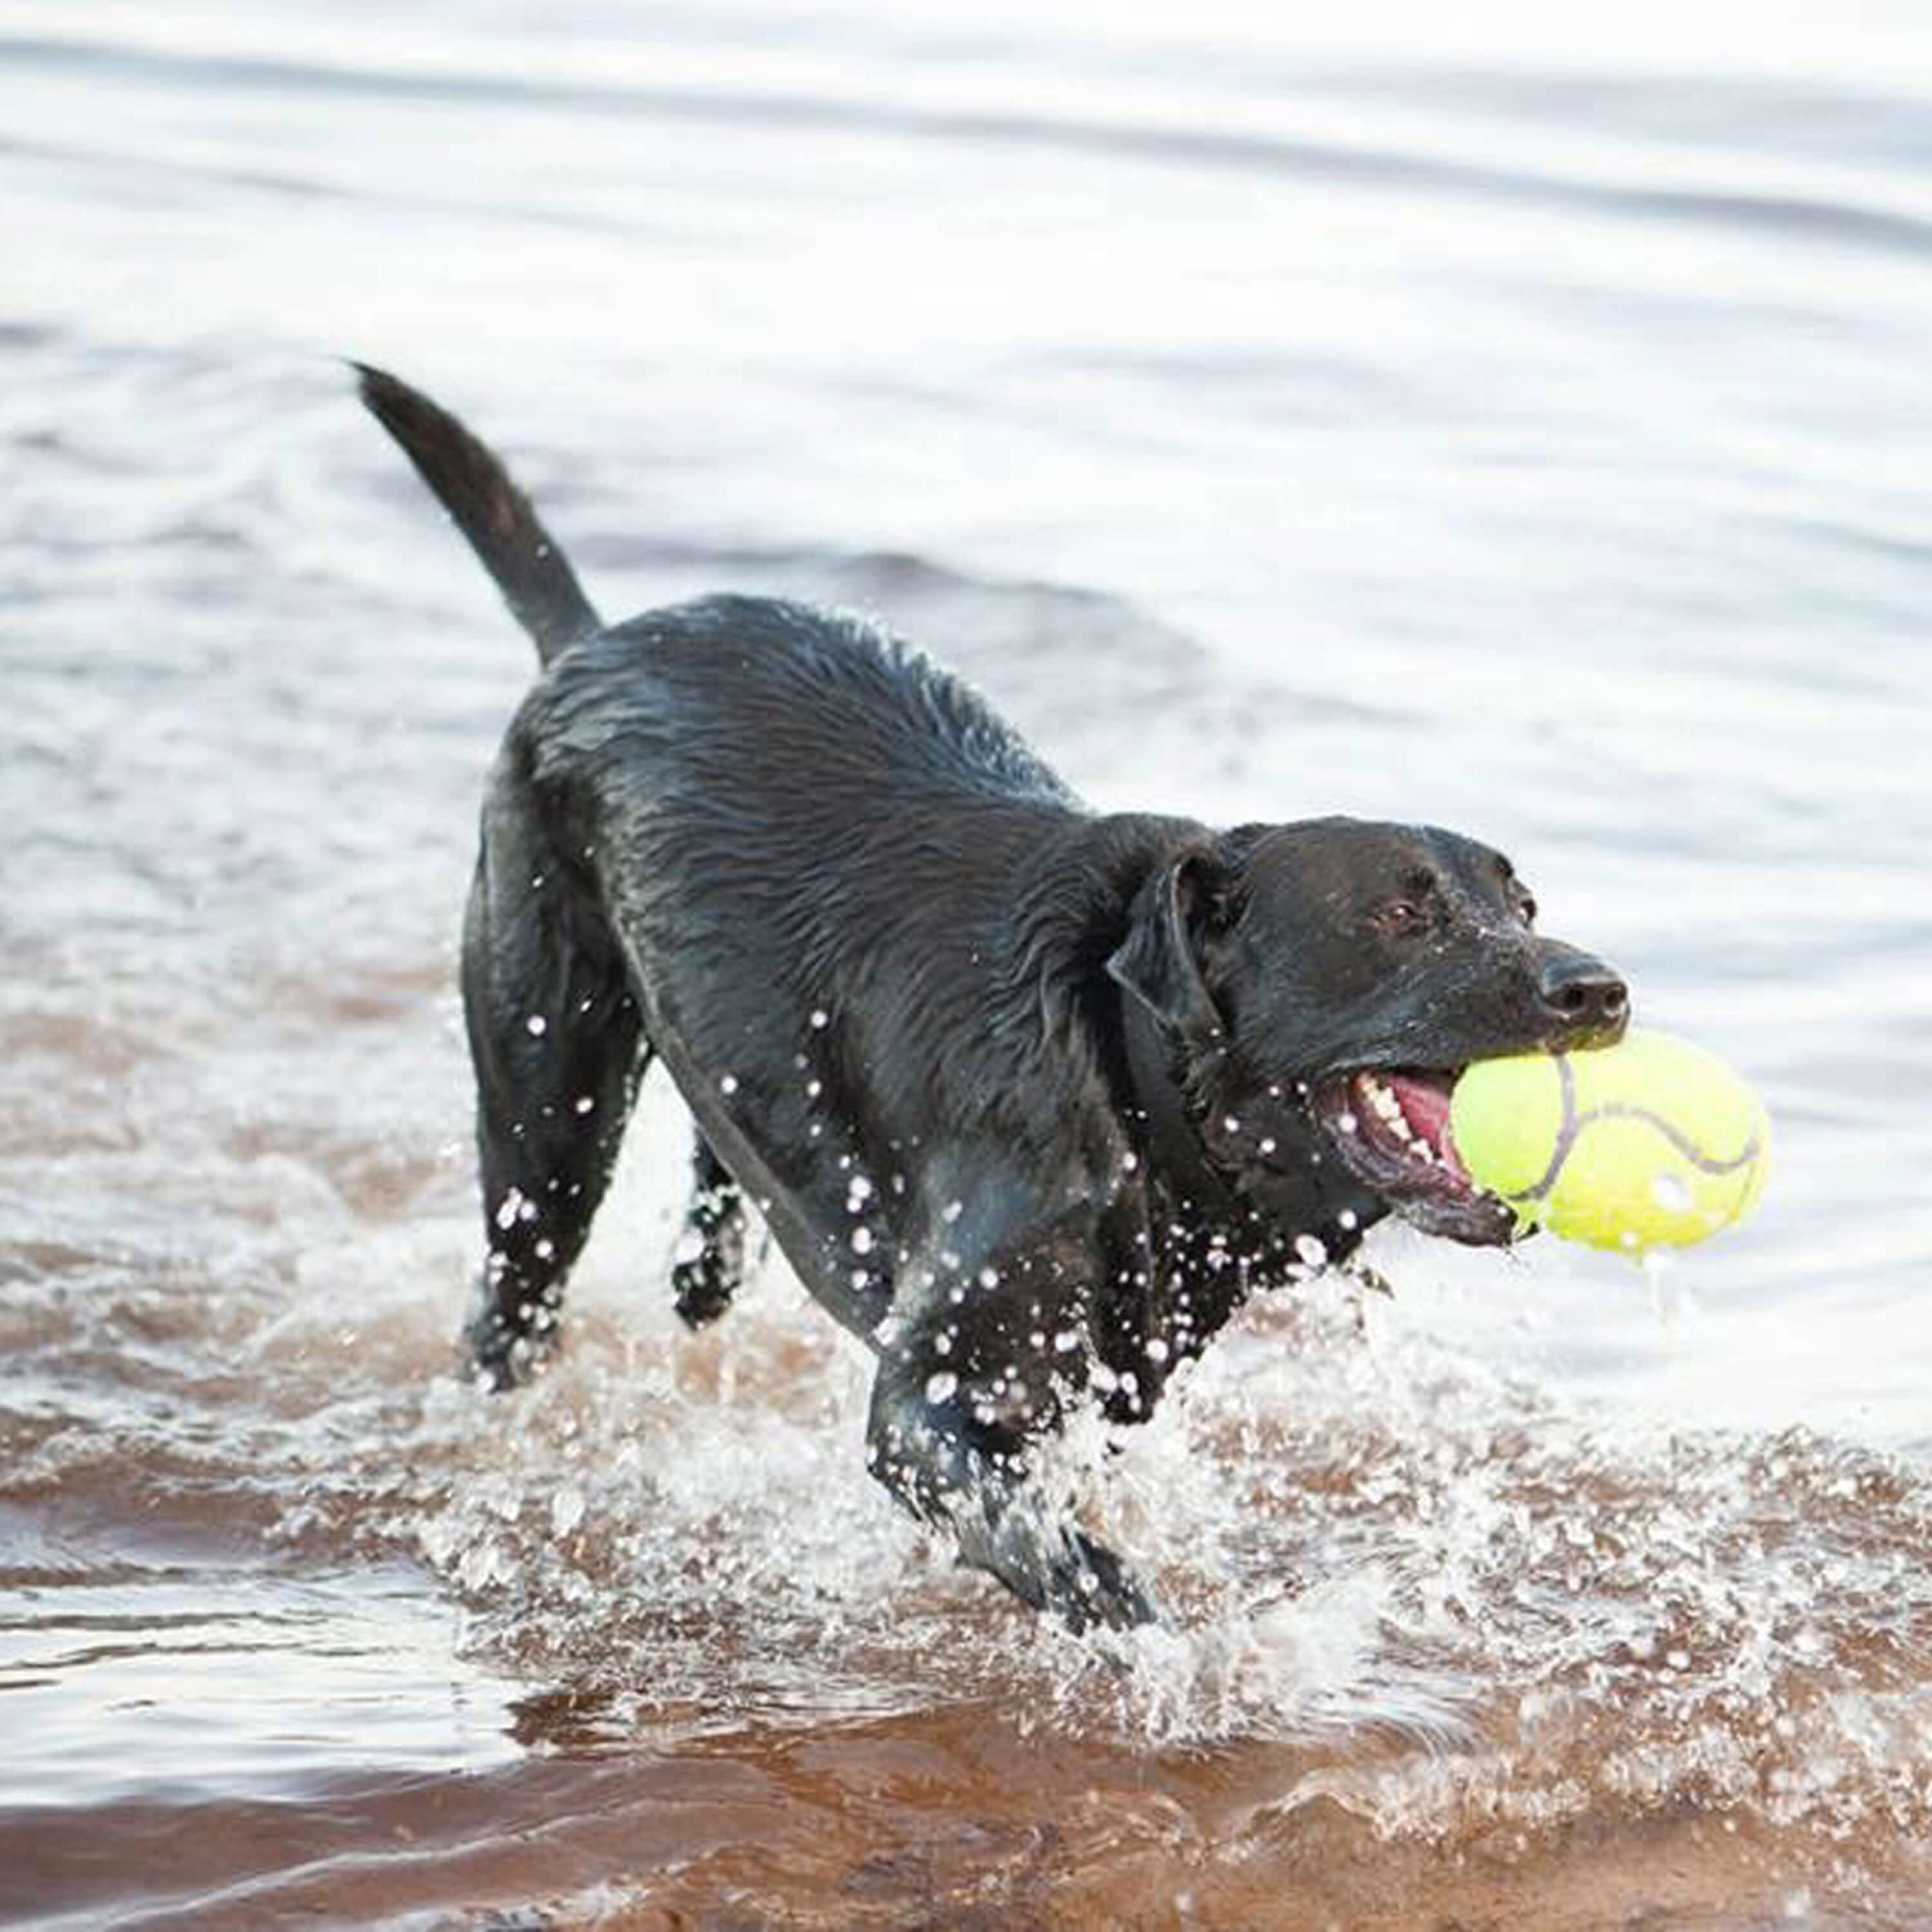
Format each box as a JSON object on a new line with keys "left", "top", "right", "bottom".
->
{"left": 1371, "top": 900, "right": 1426, "bottom": 937}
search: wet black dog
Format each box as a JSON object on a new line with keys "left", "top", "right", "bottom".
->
{"left": 359, "top": 366, "right": 1628, "bottom": 1632}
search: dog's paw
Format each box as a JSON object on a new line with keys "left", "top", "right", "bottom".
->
{"left": 670, "top": 1243, "right": 739, "bottom": 1329}
{"left": 1053, "top": 1528, "right": 1159, "bottom": 1634}
{"left": 462, "top": 1305, "right": 555, "bottom": 1392}
{"left": 973, "top": 1498, "right": 1159, "bottom": 1636}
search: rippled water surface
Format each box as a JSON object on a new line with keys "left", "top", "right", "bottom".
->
{"left": 6, "top": 2, "right": 1932, "bottom": 1924}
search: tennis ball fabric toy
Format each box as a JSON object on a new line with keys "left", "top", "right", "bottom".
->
{"left": 1447, "top": 1028, "right": 1769, "bottom": 1253}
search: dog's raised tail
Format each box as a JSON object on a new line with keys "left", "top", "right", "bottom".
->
{"left": 354, "top": 363, "right": 601, "bottom": 664}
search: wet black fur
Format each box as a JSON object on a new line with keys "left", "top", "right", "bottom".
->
{"left": 357, "top": 365, "right": 1629, "bottom": 1633}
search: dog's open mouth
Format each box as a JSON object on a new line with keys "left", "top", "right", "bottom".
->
{"left": 1312, "top": 1068, "right": 1520, "bottom": 1245}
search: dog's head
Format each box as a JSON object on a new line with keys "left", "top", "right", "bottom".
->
{"left": 1108, "top": 817, "right": 1627, "bottom": 1247}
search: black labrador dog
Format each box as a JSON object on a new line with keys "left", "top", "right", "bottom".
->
{"left": 359, "top": 367, "right": 1628, "bottom": 1633}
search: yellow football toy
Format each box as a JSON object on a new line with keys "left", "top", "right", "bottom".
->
{"left": 1448, "top": 1028, "right": 1769, "bottom": 1253}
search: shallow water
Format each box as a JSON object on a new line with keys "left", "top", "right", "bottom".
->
{"left": 5, "top": 1, "right": 1932, "bottom": 1924}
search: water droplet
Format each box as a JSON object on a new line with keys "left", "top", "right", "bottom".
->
{"left": 525, "top": 1014, "right": 547, "bottom": 1036}
{"left": 925, "top": 1370, "right": 959, "bottom": 1405}
{"left": 719, "top": 1073, "right": 739, "bottom": 1095}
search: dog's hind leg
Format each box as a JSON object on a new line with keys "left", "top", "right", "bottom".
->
{"left": 461, "top": 762, "right": 649, "bottom": 1388}
{"left": 671, "top": 1133, "right": 746, "bottom": 1327}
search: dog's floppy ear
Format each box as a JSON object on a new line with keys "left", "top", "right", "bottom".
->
{"left": 1106, "top": 849, "right": 1228, "bottom": 1041}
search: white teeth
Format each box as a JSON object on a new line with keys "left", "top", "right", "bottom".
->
{"left": 1363, "top": 1076, "right": 1404, "bottom": 1124}
{"left": 1356, "top": 1072, "right": 1426, "bottom": 1148}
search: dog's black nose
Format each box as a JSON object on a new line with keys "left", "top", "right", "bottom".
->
{"left": 1537, "top": 949, "right": 1629, "bottom": 1045}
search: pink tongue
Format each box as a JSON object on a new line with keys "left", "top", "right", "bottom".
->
{"left": 1386, "top": 1074, "right": 1463, "bottom": 1171}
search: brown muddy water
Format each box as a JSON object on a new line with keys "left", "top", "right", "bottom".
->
{"left": 6, "top": 2, "right": 1932, "bottom": 1925}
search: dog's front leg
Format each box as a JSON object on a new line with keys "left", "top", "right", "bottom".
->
{"left": 864, "top": 1220, "right": 1157, "bottom": 1635}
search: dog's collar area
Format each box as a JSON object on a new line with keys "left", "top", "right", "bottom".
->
{"left": 1117, "top": 990, "right": 1252, "bottom": 1228}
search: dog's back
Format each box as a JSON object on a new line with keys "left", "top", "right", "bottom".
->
{"left": 526, "top": 590, "right": 1077, "bottom": 823}
{"left": 515, "top": 592, "right": 1121, "bottom": 1218}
